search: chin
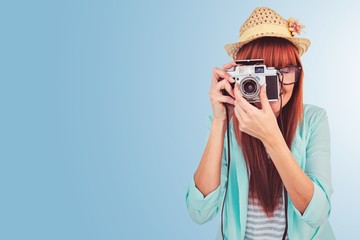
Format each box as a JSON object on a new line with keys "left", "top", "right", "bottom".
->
{"left": 254, "top": 101, "right": 280, "bottom": 112}
{"left": 253, "top": 94, "right": 290, "bottom": 116}
{"left": 269, "top": 101, "right": 281, "bottom": 116}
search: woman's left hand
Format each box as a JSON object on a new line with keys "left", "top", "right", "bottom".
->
{"left": 233, "top": 84, "right": 280, "bottom": 143}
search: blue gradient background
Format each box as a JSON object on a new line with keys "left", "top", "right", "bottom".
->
{"left": 1, "top": 0, "right": 358, "bottom": 239}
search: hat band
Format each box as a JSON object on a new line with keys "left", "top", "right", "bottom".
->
{"left": 240, "top": 24, "right": 292, "bottom": 42}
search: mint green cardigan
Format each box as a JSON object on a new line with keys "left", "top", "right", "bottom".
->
{"left": 185, "top": 104, "right": 335, "bottom": 239}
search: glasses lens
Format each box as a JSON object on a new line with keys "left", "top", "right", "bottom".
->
{"left": 279, "top": 66, "right": 300, "bottom": 84}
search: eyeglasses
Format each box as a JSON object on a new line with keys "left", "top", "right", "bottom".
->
{"left": 277, "top": 65, "right": 302, "bottom": 85}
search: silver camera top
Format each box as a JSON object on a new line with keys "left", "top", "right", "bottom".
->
{"left": 225, "top": 59, "right": 280, "bottom": 103}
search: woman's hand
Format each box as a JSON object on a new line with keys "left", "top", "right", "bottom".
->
{"left": 209, "top": 62, "right": 237, "bottom": 121}
{"left": 233, "top": 83, "right": 281, "bottom": 143}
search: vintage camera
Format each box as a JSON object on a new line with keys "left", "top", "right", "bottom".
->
{"left": 223, "top": 59, "right": 280, "bottom": 103}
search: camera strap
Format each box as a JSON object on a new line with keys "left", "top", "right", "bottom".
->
{"left": 221, "top": 104, "right": 231, "bottom": 240}
{"left": 282, "top": 187, "right": 289, "bottom": 240}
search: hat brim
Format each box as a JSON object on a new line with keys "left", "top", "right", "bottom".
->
{"left": 224, "top": 35, "right": 311, "bottom": 60}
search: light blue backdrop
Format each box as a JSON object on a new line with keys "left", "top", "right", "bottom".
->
{"left": 1, "top": 0, "right": 358, "bottom": 239}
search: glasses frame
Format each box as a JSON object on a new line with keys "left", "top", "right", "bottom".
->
{"left": 277, "top": 65, "right": 302, "bottom": 85}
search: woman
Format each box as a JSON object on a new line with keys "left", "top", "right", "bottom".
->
{"left": 185, "top": 7, "right": 334, "bottom": 240}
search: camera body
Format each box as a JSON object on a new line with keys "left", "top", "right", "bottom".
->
{"left": 224, "top": 59, "right": 280, "bottom": 103}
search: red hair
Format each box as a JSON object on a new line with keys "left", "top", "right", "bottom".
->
{"left": 233, "top": 37, "right": 304, "bottom": 216}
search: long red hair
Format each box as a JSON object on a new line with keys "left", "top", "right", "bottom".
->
{"left": 233, "top": 37, "right": 304, "bottom": 216}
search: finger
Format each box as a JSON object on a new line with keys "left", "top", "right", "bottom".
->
{"left": 217, "top": 95, "right": 235, "bottom": 105}
{"left": 216, "top": 79, "right": 235, "bottom": 98}
{"left": 234, "top": 83, "right": 242, "bottom": 99}
{"left": 234, "top": 99, "right": 253, "bottom": 128}
{"left": 234, "top": 106, "right": 245, "bottom": 127}
{"left": 259, "top": 84, "right": 271, "bottom": 111}
{"left": 234, "top": 84, "right": 256, "bottom": 114}
{"left": 221, "top": 61, "right": 237, "bottom": 71}
{"left": 234, "top": 100, "right": 247, "bottom": 116}
{"left": 223, "top": 81, "right": 235, "bottom": 99}
{"left": 211, "top": 67, "right": 235, "bottom": 86}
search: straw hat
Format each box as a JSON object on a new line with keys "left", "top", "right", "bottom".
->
{"left": 224, "top": 7, "right": 311, "bottom": 59}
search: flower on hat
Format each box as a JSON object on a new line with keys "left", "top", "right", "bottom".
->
{"left": 288, "top": 17, "right": 304, "bottom": 36}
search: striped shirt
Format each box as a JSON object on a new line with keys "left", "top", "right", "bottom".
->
{"left": 244, "top": 196, "right": 288, "bottom": 240}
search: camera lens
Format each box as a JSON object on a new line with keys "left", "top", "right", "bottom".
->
{"left": 239, "top": 77, "right": 260, "bottom": 100}
{"left": 243, "top": 81, "right": 257, "bottom": 94}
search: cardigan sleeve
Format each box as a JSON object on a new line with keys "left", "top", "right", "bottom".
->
{"left": 185, "top": 115, "right": 229, "bottom": 224}
{"left": 293, "top": 108, "right": 334, "bottom": 228}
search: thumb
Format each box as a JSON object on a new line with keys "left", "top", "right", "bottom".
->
{"left": 259, "top": 84, "right": 271, "bottom": 111}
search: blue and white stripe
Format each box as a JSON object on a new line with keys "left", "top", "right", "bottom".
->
{"left": 244, "top": 196, "right": 288, "bottom": 240}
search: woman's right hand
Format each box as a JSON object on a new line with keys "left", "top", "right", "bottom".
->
{"left": 209, "top": 62, "right": 237, "bottom": 121}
